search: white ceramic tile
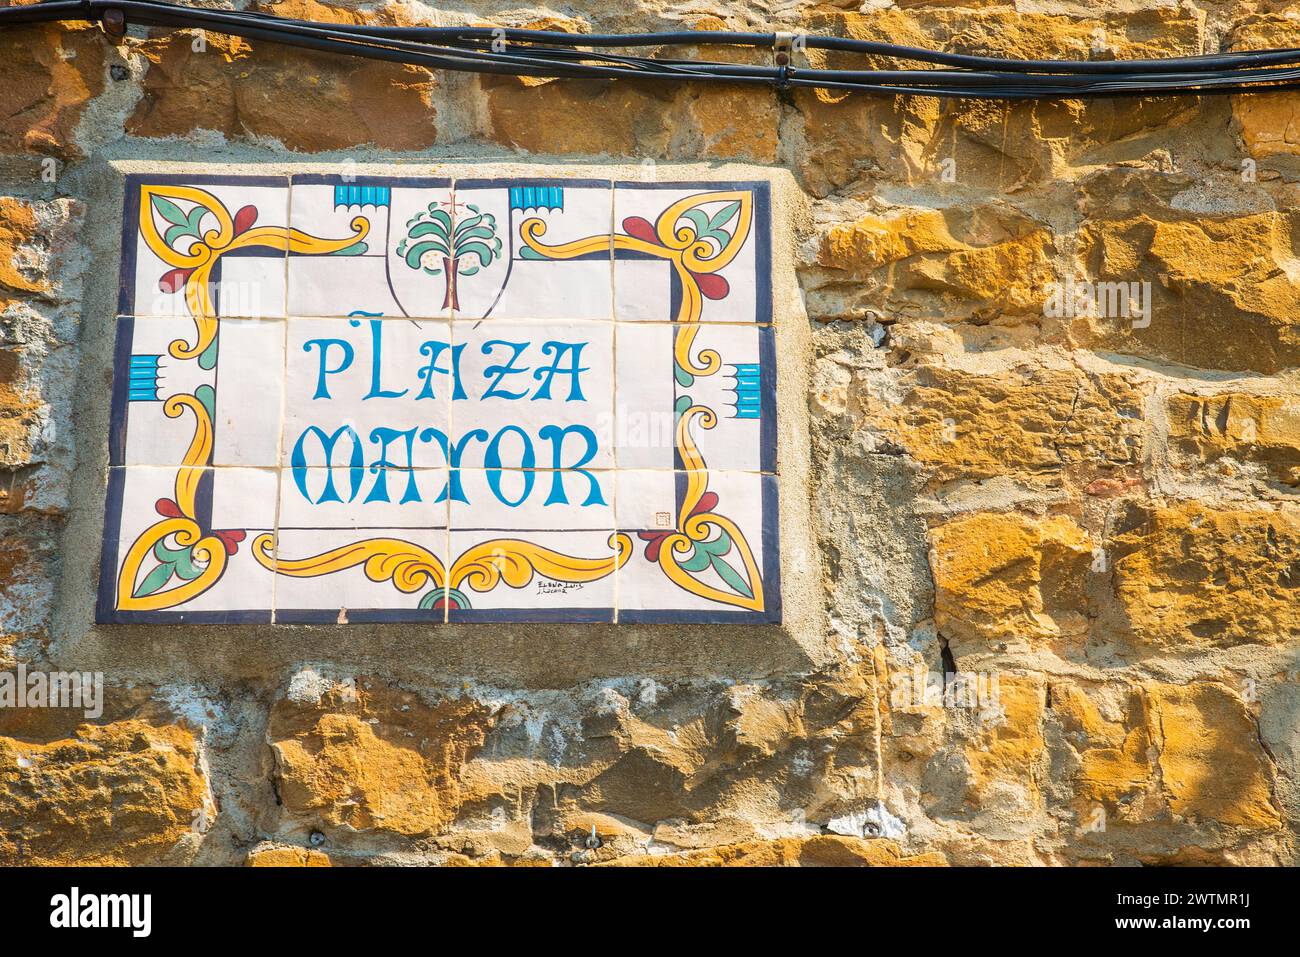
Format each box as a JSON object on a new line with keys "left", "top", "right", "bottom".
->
{"left": 282, "top": 317, "right": 453, "bottom": 470}
{"left": 114, "top": 317, "right": 216, "bottom": 466}
{"left": 211, "top": 318, "right": 285, "bottom": 466}
{"left": 613, "top": 468, "right": 680, "bottom": 533}
{"left": 279, "top": 467, "right": 450, "bottom": 529}
{"left": 208, "top": 465, "right": 281, "bottom": 536}
{"left": 128, "top": 179, "right": 289, "bottom": 318}
{"left": 451, "top": 321, "right": 614, "bottom": 470}
{"left": 290, "top": 180, "right": 392, "bottom": 251}
{"left": 272, "top": 525, "right": 448, "bottom": 622}
{"left": 445, "top": 529, "right": 617, "bottom": 621}
{"left": 614, "top": 323, "right": 677, "bottom": 469}
{"left": 449, "top": 467, "right": 613, "bottom": 531}
{"left": 449, "top": 180, "right": 613, "bottom": 320}
{"left": 673, "top": 323, "right": 771, "bottom": 473}
{"left": 615, "top": 470, "right": 776, "bottom": 621}
{"left": 107, "top": 466, "right": 278, "bottom": 618}
{"left": 287, "top": 177, "right": 431, "bottom": 318}
{"left": 384, "top": 182, "right": 463, "bottom": 320}
{"left": 613, "top": 183, "right": 761, "bottom": 324}
{"left": 613, "top": 323, "right": 772, "bottom": 473}
{"left": 286, "top": 257, "right": 407, "bottom": 319}
{"left": 612, "top": 258, "right": 675, "bottom": 324}
{"left": 113, "top": 315, "right": 285, "bottom": 468}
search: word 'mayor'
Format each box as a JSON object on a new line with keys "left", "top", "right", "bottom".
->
{"left": 291, "top": 319, "right": 603, "bottom": 509}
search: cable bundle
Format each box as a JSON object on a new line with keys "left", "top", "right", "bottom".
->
{"left": 6, "top": 0, "right": 1300, "bottom": 100}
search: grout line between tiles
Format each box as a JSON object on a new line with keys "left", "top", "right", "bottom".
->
{"left": 273, "top": 180, "right": 293, "bottom": 622}
{"left": 444, "top": 212, "right": 456, "bottom": 623}
{"left": 608, "top": 184, "right": 620, "bottom": 622}
{"left": 111, "top": 465, "right": 781, "bottom": 476}
{"left": 269, "top": 399, "right": 287, "bottom": 622}
{"left": 144, "top": 314, "right": 773, "bottom": 328}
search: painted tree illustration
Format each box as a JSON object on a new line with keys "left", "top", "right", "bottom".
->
{"left": 396, "top": 201, "right": 502, "bottom": 311}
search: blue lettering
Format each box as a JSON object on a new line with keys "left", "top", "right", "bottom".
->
{"left": 538, "top": 424, "right": 604, "bottom": 505}
{"left": 484, "top": 425, "right": 536, "bottom": 506}
{"left": 481, "top": 340, "right": 531, "bottom": 399}
{"left": 417, "top": 341, "right": 466, "bottom": 400}
{"left": 303, "top": 338, "right": 354, "bottom": 400}
{"left": 531, "top": 341, "right": 588, "bottom": 401}
{"left": 419, "top": 427, "right": 488, "bottom": 503}
{"left": 366, "top": 428, "right": 421, "bottom": 503}
{"left": 359, "top": 318, "right": 408, "bottom": 400}
{"left": 291, "top": 425, "right": 364, "bottom": 503}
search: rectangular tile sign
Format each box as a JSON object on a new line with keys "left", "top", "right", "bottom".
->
{"left": 99, "top": 174, "right": 778, "bottom": 624}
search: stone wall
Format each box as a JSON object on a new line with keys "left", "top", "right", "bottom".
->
{"left": 1, "top": 0, "right": 1297, "bottom": 866}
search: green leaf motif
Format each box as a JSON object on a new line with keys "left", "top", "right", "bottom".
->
{"left": 456, "top": 237, "right": 500, "bottom": 272}
{"left": 399, "top": 240, "right": 446, "bottom": 276}
{"left": 452, "top": 209, "right": 502, "bottom": 272}
{"left": 198, "top": 337, "right": 218, "bottom": 371}
{"left": 398, "top": 207, "right": 456, "bottom": 276}
{"left": 680, "top": 527, "right": 731, "bottom": 572}
{"left": 710, "top": 553, "right": 753, "bottom": 600}
{"left": 151, "top": 195, "right": 189, "bottom": 227}
{"left": 681, "top": 201, "right": 739, "bottom": 252}
{"left": 153, "top": 197, "right": 209, "bottom": 250}
{"left": 194, "top": 383, "right": 216, "bottom": 420}
{"left": 453, "top": 209, "right": 491, "bottom": 236}
{"left": 708, "top": 201, "right": 741, "bottom": 233}
{"left": 135, "top": 533, "right": 210, "bottom": 597}
{"left": 678, "top": 526, "right": 754, "bottom": 600}
{"left": 154, "top": 538, "right": 204, "bottom": 582}
{"left": 134, "top": 561, "right": 175, "bottom": 598}
{"left": 398, "top": 200, "right": 503, "bottom": 308}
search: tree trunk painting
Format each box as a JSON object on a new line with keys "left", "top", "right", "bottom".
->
{"left": 396, "top": 201, "right": 501, "bottom": 313}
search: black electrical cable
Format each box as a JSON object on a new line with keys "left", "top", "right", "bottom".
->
{"left": 5, "top": 0, "right": 1300, "bottom": 101}
{"left": 101, "top": 1, "right": 1300, "bottom": 94}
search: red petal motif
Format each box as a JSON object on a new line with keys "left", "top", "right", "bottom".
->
{"left": 233, "top": 204, "right": 258, "bottom": 236}
{"left": 154, "top": 498, "right": 182, "bottom": 518}
{"left": 689, "top": 491, "right": 719, "bottom": 518}
{"left": 158, "top": 267, "right": 194, "bottom": 293}
{"left": 214, "top": 529, "right": 246, "bottom": 556}
{"left": 637, "top": 529, "right": 671, "bottom": 563}
{"left": 693, "top": 272, "right": 730, "bottom": 300}
{"left": 622, "top": 216, "right": 659, "bottom": 245}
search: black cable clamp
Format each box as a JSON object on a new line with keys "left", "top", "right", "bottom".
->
{"left": 101, "top": 6, "right": 126, "bottom": 38}
{"left": 773, "top": 31, "right": 794, "bottom": 91}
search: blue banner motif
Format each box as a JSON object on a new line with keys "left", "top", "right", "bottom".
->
{"left": 730, "top": 363, "right": 761, "bottom": 419}
{"left": 334, "top": 184, "right": 391, "bottom": 209}
{"left": 128, "top": 355, "right": 162, "bottom": 402}
{"left": 510, "top": 185, "right": 564, "bottom": 213}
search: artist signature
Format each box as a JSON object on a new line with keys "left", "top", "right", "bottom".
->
{"left": 537, "top": 580, "right": 586, "bottom": 595}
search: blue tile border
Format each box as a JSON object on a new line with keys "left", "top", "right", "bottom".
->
{"left": 447, "top": 607, "right": 616, "bottom": 624}
{"left": 95, "top": 464, "right": 127, "bottom": 625}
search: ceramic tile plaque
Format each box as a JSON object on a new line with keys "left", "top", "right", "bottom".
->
{"left": 98, "top": 174, "right": 779, "bottom": 624}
